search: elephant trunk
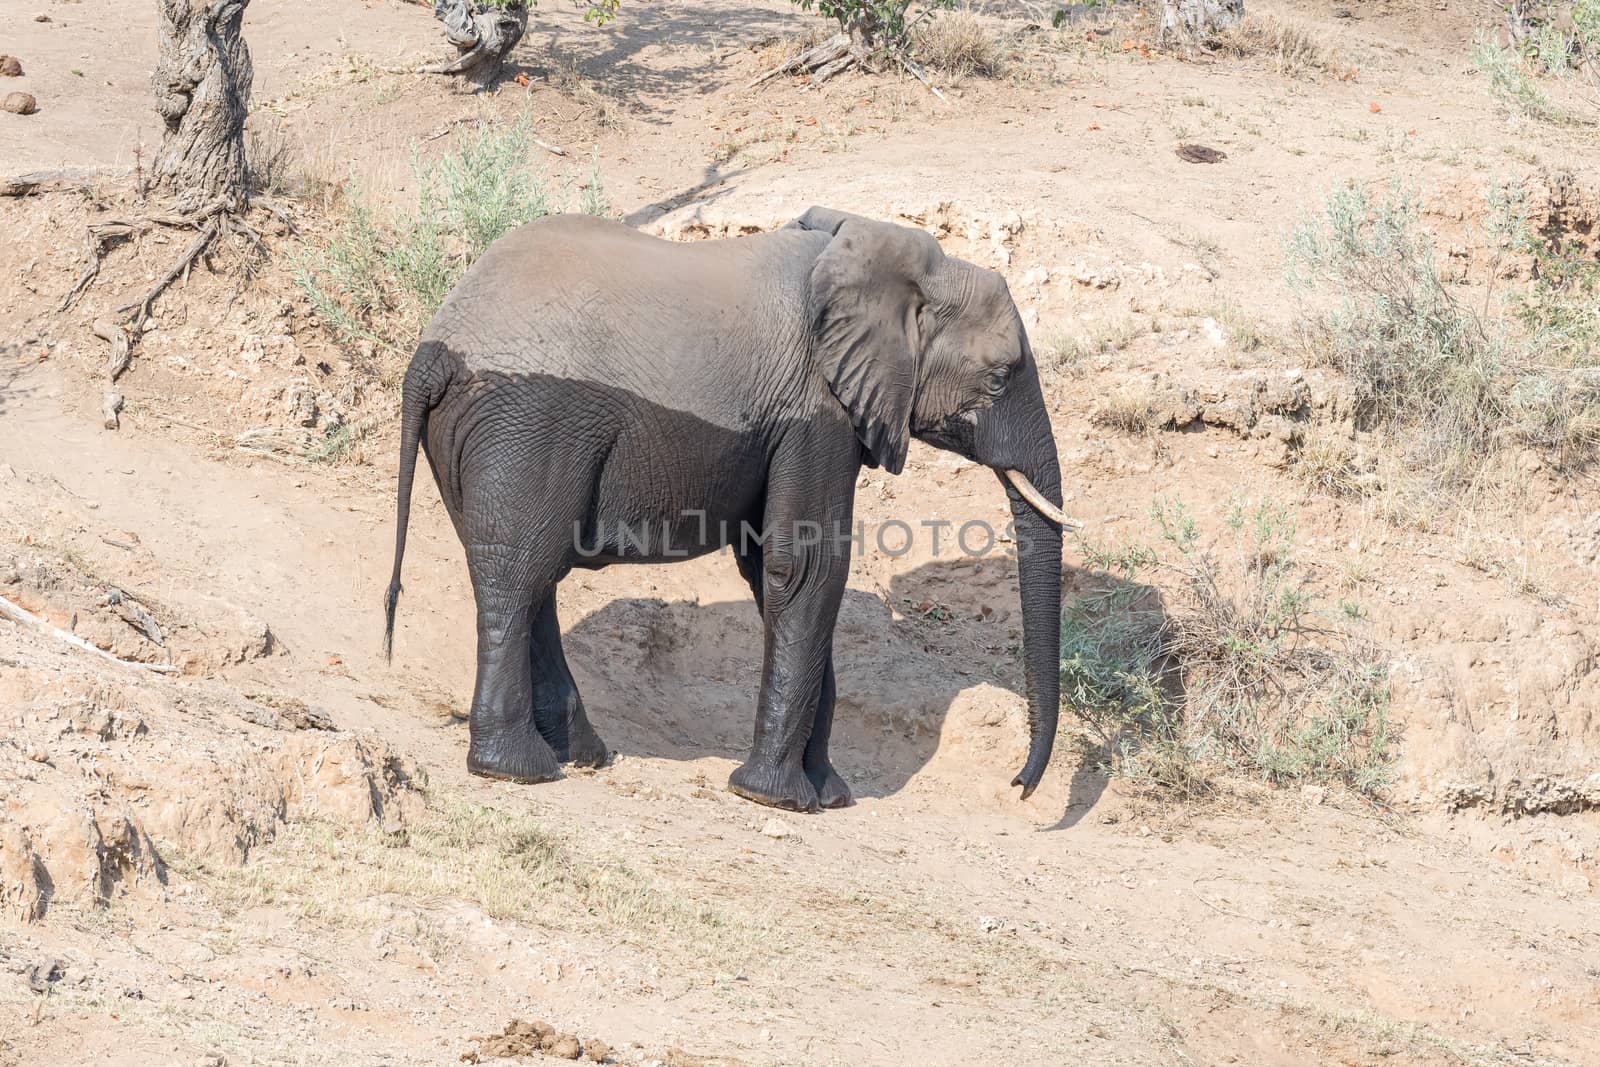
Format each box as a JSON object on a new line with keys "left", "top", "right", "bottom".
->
{"left": 973, "top": 346, "right": 1063, "bottom": 799}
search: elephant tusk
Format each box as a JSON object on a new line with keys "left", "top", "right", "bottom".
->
{"left": 1003, "top": 470, "right": 1082, "bottom": 530}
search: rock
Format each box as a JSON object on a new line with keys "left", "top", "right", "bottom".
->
{"left": 283, "top": 382, "right": 318, "bottom": 427}
{"left": 2, "top": 92, "right": 37, "bottom": 115}
{"left": 0, "top": 825, "right": 47, "bottom": 922}
{"left": 583, "top": 1038, "right": 612, "bottom": 1062}
{"left": 25, "top": 957, "right": 64, "bottom": 993}
{"left": 117, "top": 598, "right": 165, "bottom": 647}
{"left": 1071, "top": 261, "right": 1119, "bottom": 289}
{"left": 102, "top": 391, "right": 124, "bottom": 430}
{"left": 0, "top": 56, "right": 22, "bottom": 77}
{"left": 759, "top": 818, "right": 791, "bottom": 839}
{"left": 543, "top": 1033, "right": 582, "bottom": 1059}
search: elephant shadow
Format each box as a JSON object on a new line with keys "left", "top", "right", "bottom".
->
{"left": 561, "top": 556, "right": 1175, "bottom": 826}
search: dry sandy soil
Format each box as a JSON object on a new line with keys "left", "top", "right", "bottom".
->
{"left": 3, "top": 0, "right": 1600, "bottom": 1064}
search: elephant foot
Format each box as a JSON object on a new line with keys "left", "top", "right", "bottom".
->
{"left": 729, "top": 758, "right": 820, "bottom": 813}
{"left": 467, "top": 726, "right": 563, "bottom": 785}
{"left": 564, "top": 720, "right": 611, "bottom": 769}
{"left": 807, "top": 762, "right": 855, "bottom": 809}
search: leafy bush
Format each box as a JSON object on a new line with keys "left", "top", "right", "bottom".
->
{"left": 1058, "top": 539, "right": 1192, "bottom": 791}
{"left": 1060, "top": 497, "right": 1394, "bottom": 796}
{"left": 794, "top": 0, "right": 958, "bottom": 55}
{"left": 295, "top": 114, "right": 608, "bottom": 377}
{"left": 1285, "top": 183, "right": 1506, "bottom": 486}
{"left": 1506, "top": 0, "right": 1600, "bottom": 76}
{"left": 483, "top": 0, "right": 622, "bottom": 26}
{"left": 1492, "top": 181, "right": 1600, "bottom": 369}
{"left": 1470, "top": 30, "right": 1587, "bottom": 126}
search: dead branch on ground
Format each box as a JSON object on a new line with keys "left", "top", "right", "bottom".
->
{"left": 747, "top": 30, "right": 946, "bottom": 100}
{"left": 0, "top": 166, "right": 134, "bottom": 197}
{"left": 0, "top": 594, "right": 179, "bottom": 674}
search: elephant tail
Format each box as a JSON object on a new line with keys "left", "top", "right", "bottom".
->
{"left": 385, "top": 340, "right": 453, "bottom": 663}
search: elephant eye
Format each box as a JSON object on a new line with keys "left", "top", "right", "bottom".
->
{"left": 985, "top": 366, "right": 1011, "bottom": 397}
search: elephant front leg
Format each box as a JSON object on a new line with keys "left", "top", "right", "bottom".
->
{"left": 804, "top": 660, "right": 854, "bottom": 809}
{"left": 466, "top": 558, "right": 563, "bottom": 785}
{"left": 729, "top": 529, "right": 850, "bottom": 813}
{"left": 529, "top": 594, "right": 610, "bottom": 768}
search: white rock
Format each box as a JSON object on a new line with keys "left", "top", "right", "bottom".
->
{"left": 760, "top": 818, "right": 792, "bottom": 839}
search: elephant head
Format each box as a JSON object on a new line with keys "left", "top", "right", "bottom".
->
{"left": 791, "top": 207, "right": 1072, "bottom": 799}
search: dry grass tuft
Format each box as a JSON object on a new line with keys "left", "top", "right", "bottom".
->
{"left": 1090, "top": 384, "right": 1155, "bottom": 435}
{"left": 915, "top": 9, "right": 1003, "bottom": 78}
{"left": 1214, "top": 15, "right": 1336, "bottom": 78}
{"left": 1290, "top": 430, "right": 1373, "bottom": 498}
{"left": 186, "top": 796, "right": 762, "bottom": 961}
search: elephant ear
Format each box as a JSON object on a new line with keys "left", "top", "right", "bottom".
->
{"left": 798, "top": 209, "right": 942, "bottom": 475}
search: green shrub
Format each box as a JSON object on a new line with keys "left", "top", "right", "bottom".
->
{"left": 1492, "top": 182, "right": 1600, "bottom": 369}
{"left": 1285, "top": 180, "right": 1600, "bottom": 488}
{"left": 295, "top": 113, "right": 608, "bottom": 376}
{"left": 1156, "top": 498, "right": 1393, "bottom": 794}
{"left": 1286, "top": 183, "right": 1506, "bottom": 484}
{"left": 1470, "top": 30, "right": 1587, "bottom": 126}
{"left": 1060, "top": 543, "right": 1169, "bottom": 725}
{"left": 794, "top": 0, "right": 958, "bottom": 56}
{"left": 1060, "top": 497, "right": 1394, "bottom": 796}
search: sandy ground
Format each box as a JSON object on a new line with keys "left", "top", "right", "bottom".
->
{"left": 2, "top": 0, "right": 1600, "bottom": 1064}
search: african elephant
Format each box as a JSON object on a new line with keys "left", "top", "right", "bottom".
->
{"left": 384, "top": 207, "right": 1071, "bottom": 812}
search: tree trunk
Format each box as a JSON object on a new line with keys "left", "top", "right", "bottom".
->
{"left": 1160, "top": 0, "right": 1245, "bottom": 44}
{"left": 151, "top": 0, "right": 253, "bottom": 213}
{"left": 431, "top": 0, "right": 529, "bottom": 86}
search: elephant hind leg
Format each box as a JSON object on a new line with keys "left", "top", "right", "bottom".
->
{"left": 465, "top": 549, "right": 564, "bottom": 785}
{"left": 529, "top": 594, "right": 610, "bottom": 768}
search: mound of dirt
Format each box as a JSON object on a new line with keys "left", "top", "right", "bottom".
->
{"left": 464, "top": 1018, "right": 614, "bottom": 1062}
{"left": 0, "top": 590, "right": 423, "bottom": 921}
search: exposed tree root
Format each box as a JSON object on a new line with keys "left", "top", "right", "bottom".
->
{"left": 388, "top": 0, "right": 528, "bottom": 87}
{"left": 60, "top": 222, "right": 133, "bottom": 314}
{"left": 747, "top": 32, "right": 946, "bottom": 100}
{"left": 62, "top": 196, "right": 285, "bottom": 430}
{"left": 117, "top": 216, "right": 222, "bottom": 323}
